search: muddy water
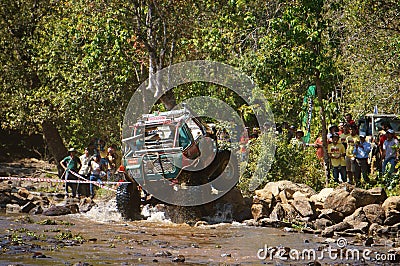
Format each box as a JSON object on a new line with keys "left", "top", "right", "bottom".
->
{"left": 0, "top": 201, "right": 397, "bottom": 266}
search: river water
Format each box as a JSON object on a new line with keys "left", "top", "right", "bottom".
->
{"left": 0, "top": 199, "right": 398, "bottom": 265}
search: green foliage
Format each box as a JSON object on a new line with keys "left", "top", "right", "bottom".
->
{"left": 239, "top": 134, "right": 325, "bottom": 195}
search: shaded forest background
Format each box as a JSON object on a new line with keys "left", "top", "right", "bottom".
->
{"left": 1, "top": 0, "right": 399, "bottom": 172}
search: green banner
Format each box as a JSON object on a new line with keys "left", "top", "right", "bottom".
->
{"left": 301, "top": 85, "right": 316, "bottom": 143}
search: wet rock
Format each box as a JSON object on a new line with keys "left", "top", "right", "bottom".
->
{"left": 221, "top": 253, "right": 231, "bottom": 257}
{"left": 364, "top": 236, "right": 374, "bottom": 247}
{"left": 194, "top": 221, "right": 208, "bottom": 227}
{"left": 10, "top": 192, "right": 29, "bottom": 206}
{"left": 291, "top": 197, "right": 314, "bottom": 218}
{"left": 21, "top": 201, "right": 36, "bottom": 213}
{"left": 318, "top": 208, "right": 344, "bottom": 224}
{"left": 79, "top": 198, "right": 96, "bottom": 213}
{"left": 0, "top": 182, "right": 12, "bottom": 193}
{"left": 321, "top": 221, "right": 351, "bottom": 237}
{"left": 243, "top": 219, "right": 258, "bottom": 226}
{"left": 323, "top": 189, "right": 356, "bottom": 216}
{"left": 363, "top": 204, "right": 385, "bottom": 225}
{"left": 172, "top": 255, "right": 185, "bottom": 262}
{"left": 0, "top": 192, "right": 12, "bottom": 207}
{"left": 6, "top": 203, "right": 22, "bottom": 214}
{"left": 350, "top": 187, "right": 387, "bottom": 208}
{"left": 369, "top": 223, "right": 387, "bottom": 236}
{"left": 278, "top": 190, "right": 289, "bottom": 204}
{"left": 66, "top": 203, "right": 79, "bottom": 214}
{"left": 384, "top": 210, "right": 400, "bottom": 226}
{"left": 344, "top": 221, "right": 369, "bottom": 234}
{"left": 154, "top": 250, "right": 172, "bottom": 257}
{"left": 42, "top": 205, "right": 72, "bottom": 216}
{"left": 18, "top": 187, "right": 30, "bottom": 198}
{"left": 314, "top": 218, "right": 332, "bottom": 230}
{"left": 258, "top": 218, "right": 292, "bottom": 228}
{"left": 382, "top": 196, "right": 400, "bottom": 215}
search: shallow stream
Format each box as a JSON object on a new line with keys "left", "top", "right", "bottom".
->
{"left": 0, "top": 199, "right": 398, "bottom": 265}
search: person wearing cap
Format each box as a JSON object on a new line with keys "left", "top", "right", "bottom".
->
{"left": 353, "top": 134, "right": 371, "bottom": 186}
{"left": 382, "top": 129, "right": 398, "bottom": 174}
{"left": 328, "top": 133, "right": 347, "bottom": 183}
{"left": 345, "top": 125, "right": 360, "bottom": 183}
{"left": 60, "top": 148, "right": 82, "bottom": 198}
{"left": 327, "top": 125, "right": 339, "bottom": 143}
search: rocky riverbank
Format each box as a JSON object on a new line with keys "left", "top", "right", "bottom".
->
{"left": 1, "top": 159, "right": 400, "bottom": 262}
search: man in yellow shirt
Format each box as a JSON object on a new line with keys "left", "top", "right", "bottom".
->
{"left": 328, "top": 133, "right": 346, "bottom": 183}
{"left": 345, "top": 125, "right": 360, "bottom": 184}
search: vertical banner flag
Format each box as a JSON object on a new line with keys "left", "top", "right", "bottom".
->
{"left": 301, "top": 85, "right": 316, "bottom": 143}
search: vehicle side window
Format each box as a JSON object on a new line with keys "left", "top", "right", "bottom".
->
{"left": 178, "top": 126, "right": 192, "bottom": 149}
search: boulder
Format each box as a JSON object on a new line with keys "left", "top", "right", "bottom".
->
{"left": 310, "top": 188, "right": 334, "bottom": 205}
{"left": 0, "top": 192, "right": 12, "bottom": 207}
{"left": 384, "top": 210, "right": 400, "bottom": 226}
{"left": 344, "top": 221, "right": 369, "bottom": 234}
{"left": 252, "top": 191, "right": 275, "bottom": 220}
{"left": 42, "top": 205, "right": 72, "bottom": 216}
{"left": 369, "top": 223, "right": 387, "bottom": 236}
{"left": 0, "top": 182, "right": 12, "bottom": 193}
{"left": 323, "top": 189, "right": 356, "bottom": 216}
{"left": 6, "top": 203, "right": 22, "bottom": 214}
{"left": 10, "top": 192, "right": 29, "bottom": 206}
{"left": 252, "top": 204, "right": 267, "bottom": 221}
{"left": 318, "top": 209, "right": 344, "bottom": 224}
{"left": 260, "top": 181, "right": 315, "bottom": 199}
{"left": 21, "top": 202, "right": 36, "bottom": 213}
{"left": 291, "top": 197, "right": 314, "bottom": 218}
{"left": 314, "top": 218, "right": 333, "bottom": 230}
{"left": 321, "top": 221, "right": 352, "bottom": 237}
{"left": 18, "top": 187, "right": 30, "bottom": 198}
{"left": 363, "top": 204, "right": 385, "bottom": 225}
{"left": 350, "top": 187, "right": 387, "bottom": 208}
{"left": 270, "top": 203, "right": 299, "bottom": 222}
{"left": 343, "top": 207, "right": 368, "bottom": 227}
{"left": 382, "top": 196, "right": 400, "bottom": 215}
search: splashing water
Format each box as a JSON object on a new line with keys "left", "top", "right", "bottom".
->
{"left": 141, "top": 204, "right": 172, "bottom": 223}
{"left": 83, "top": 199, "right": 122, "bottom": 223}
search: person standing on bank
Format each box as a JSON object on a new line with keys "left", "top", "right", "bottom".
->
{"left": 89, "top": 154, "right": 102, "bottom": 199}
{"left": 78, "top": 147, "right": 91, "bottom": 197}
{"left": 60, "top": 148, "right": 81, "bottom": 198}
{"left": 353, "top": 134, "right": 371, "bottom": 186}
{"left": 328, "top": 133, "right": 347, "bottom": 183}
{"left": 382, "top": 129, "right": 399, "bottom": 174}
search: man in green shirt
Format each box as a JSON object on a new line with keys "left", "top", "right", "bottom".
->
{"left": 60, "top": 148, "right": 81, "bottom": 198}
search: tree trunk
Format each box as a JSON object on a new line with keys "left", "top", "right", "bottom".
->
{"left": 41, "top": 120, "right": 67, "bottom": 177}
{"left": 315, "top": 71, "right": 330, "bottom": 185}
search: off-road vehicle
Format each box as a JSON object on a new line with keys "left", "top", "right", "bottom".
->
{"left": 116, "top": 106, "right": 238, "bottom": 219}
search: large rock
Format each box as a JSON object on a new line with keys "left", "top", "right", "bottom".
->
{"left": 314, "top": 218, "right": 332, "bottom": 230}
{"left": 252, "top": 191, "right": 275, "bottom": 220}
{"left": 6, "top": 203, "right": 22, "bottom": 214}
{"left": 18, "top": 187, "right": 30, "bottom": 198}
{"left": 0, "top": 192, "right": 12, "bottom": 207}
{"left": 363, "top": 204, "right": 385, "bottom": 225}
{"left": 323, "top": 189, "right": 356, "bottom": 216}
{"left": 382, "top": 196, "right": 400, "bottom": 215}
{"left": 321, "top": 221, "right": 352, "bottom": 237}
{"left": 343, "top": 207, "right": 369, "bottom": 233}
{"left": 350, "top": 187, "right": 387, "bottom": 208}
{"left": 42, "top": 204, "right": 77, "bottom": 216}
{"left": 291, "top": 197, "right": 314, "bottom": 218}
{"left": 318, "top": 208, "right": 344, "bottom": 224}
{"left": 259, "top": 181, "right": 316, "bottom": 200}
{"left": 270, "top": 203, "right": 299, "bottom": 222}
{"left": 384, "top": 210, "right": 400, "bottom": 226}
{"left": 310, "top": 188, "right": 334, "bottom": 205}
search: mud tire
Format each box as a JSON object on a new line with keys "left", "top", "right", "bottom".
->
{"left": 116, "top": 182, "right": 141, "bottom": 220}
